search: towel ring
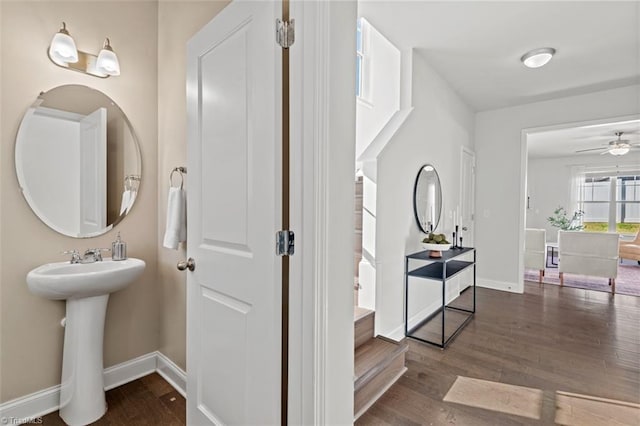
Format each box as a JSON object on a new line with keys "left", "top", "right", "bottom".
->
{"left": 170, "top": 167, "right": 186, "bottom": 189}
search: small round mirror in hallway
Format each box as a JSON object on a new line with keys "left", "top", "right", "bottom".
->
{"left": 413, "top": 164, "right": 442, "bottom": 234}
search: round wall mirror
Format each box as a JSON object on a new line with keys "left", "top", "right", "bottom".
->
{"left": 15, "top": 85, "right": 141, "bottom": 238}
{"left": 413, "top": 164, "right": 442, "bottom": 234}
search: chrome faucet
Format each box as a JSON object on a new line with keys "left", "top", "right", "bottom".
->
{"left": 63, "top": 250, "right": 82, "bottom": 264}
{"left": 81, "top": 248, "right": 110, "bottom": 263}
{"left": 62, "top": 248, "right": 110, "bottom": 264}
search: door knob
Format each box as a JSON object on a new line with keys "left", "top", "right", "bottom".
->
{"left": 177, "top": 258, "right": 196, "bottom": 271}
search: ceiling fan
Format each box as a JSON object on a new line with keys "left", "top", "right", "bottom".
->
{"left": 575, "top": 132, "right": 640, "bottom": 156}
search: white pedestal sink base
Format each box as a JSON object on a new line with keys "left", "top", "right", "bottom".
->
{"left": 26, "top": 258, "right": 146, "bottom": 425}
{"left": 59, "top": 294, "right": 109, "bottom": 426}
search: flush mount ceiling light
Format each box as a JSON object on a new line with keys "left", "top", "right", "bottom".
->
{"left": 520, "top": 47, "right": 556, "bottom": 69}
{"left": 47, "top": 22, "right": 120, "bottom": 78}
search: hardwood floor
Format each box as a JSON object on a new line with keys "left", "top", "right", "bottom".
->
{"left": 37, "top": 283, "right": 640, "bottom": 425}
{"left": 41, "top": 373, "right": 185, "bottom": 425}
{"left": 356, "top": 282, "right": 640, "bottom": 425}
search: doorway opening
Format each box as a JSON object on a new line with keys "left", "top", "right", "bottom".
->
{"left": 523, "top": 115, "right": 640, "bottom": 296}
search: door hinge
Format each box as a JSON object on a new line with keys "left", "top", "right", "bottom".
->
{"left": 276, "top": 18, "right": 295, "bottom": 48}
{"left": 276, "top": 230, "right": 295, "bottom": 256}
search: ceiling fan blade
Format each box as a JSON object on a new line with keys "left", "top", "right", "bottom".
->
{"left": 576, "top": 147, "right": 607, "bottom": 153}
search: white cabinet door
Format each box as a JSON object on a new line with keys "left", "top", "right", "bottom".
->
{"left": 186, "top": 1, "right": 282, "bottom": 424}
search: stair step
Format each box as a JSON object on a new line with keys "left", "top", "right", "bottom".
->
{"left": 354, "top": 337, "right": 407, "bottom": 390}
{"left": 354, "top": 337, "right": 408, "bottom": 419}
{"left": 354, "top": 308, "right": 374, "bottom": 349}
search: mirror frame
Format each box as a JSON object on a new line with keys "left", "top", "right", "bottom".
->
{"left": 15, "top": 85, "right": 142, "bottom": 238}
{"left": 413, "top": 163, "right": 442, "bottom": 234}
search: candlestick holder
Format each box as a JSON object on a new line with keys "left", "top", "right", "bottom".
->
{"left": 459, "top": 236, "right": 463, "bottom": 248}
{"left": 454, "top": 226, "right": 460, "bottom": 249}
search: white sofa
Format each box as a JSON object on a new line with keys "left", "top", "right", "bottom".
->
{"left": 525, "top": 228, "right": 546, "bottom": 284}
{"left": 558, "top": 231, "right": 619, "bottom": 294}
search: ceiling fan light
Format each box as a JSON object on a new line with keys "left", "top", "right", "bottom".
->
{"left": 521, "top": 47, "right": 556, "bottom": 68}
{"left": 609, "top": 147, "right": 629, "bottom": 156}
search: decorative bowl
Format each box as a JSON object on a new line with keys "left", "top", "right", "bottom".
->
{"left": 421, "top": 243, "right": 451, "bottom": 252}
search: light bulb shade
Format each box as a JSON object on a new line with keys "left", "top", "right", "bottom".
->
{"left": 609, "top": 147, "right": 630, "bottom": 156}
{"left": 96, "top": 45, "right": 120, "bottom": 76}
{"left": 49, "top": 32, "right": 78, "bottom": 65}
{"left": 521, "top": 47, "right": 556, "bottom": 69}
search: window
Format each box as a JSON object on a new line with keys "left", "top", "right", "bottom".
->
{"left": 356, "top": 18, "right": 364, "bottom": 98}
{"left": 355, "top": 18, "right": 371, "bottom": 101}
{"left": 581, "top": 174, "right": 640, "bottom": 234}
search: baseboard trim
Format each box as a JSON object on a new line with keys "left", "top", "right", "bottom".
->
{"left": 477, "top": 278, "right": 521, "bottom": 293}
{"left": 353, "top": 367, "right": 407, "bottom": 421}
{"left": 156, "top": 352, "right": 187, "bottom": 398}
{"left": 104, "top": 352, "right": 157, "bottom": 391}
{"left": 0, "top": 351, "right": 186, "bottom": 423}
{"left": 384, "top": 292, "right": 459, "bottom": 342}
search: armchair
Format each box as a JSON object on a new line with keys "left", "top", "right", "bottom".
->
{"left": 525, "top": 228, "right": 546, "bottom": 284}
{"left": 558, "top": 231, "right": 619, "bottom": 294}
{"left": 619, "top": 230, "right": 640, "bottom": 264}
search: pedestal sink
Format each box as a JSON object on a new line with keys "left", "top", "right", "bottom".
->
{"left": 27, "top": 258, "right": 145, "bottom": 426}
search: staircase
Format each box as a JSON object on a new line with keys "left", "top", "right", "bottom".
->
{"left": 353, "top": 308, "right": 408, "bottom": 420}
{"left": 354, "top": 177, "right": 363, "bottom": 304}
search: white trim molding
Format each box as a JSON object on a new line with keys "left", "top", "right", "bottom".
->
{"left": 0, "top": 352, "right": 185, "bottom": 423}
{"left": 156, "top": 352, "right": 187, "bottom": 398}
{"left": 477, "top": 278, "right": 520, "bottom": 293}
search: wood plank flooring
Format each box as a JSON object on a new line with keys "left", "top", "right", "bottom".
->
{"left": 356, "top": 282, "right": 640, "bottom": 425}
{"left": 40, "top": 373, "right": 185, "bottom": 425}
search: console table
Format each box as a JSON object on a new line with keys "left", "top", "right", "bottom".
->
{"left": 404, "top": 247, "right": 476, "bottom": 348}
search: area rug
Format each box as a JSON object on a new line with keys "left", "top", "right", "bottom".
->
{"left": 524, "top": 259, "right": 640, "bottom": 297}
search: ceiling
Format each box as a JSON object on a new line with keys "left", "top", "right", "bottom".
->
{"left": 527, "top": 119, "right": 640, "bottom": 158}
{"left": 358, "top": 1, "right": 640, "bottom": 111}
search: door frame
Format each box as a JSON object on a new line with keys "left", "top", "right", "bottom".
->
{"left": 459, "top": 146, "right": 476, "bottom": 246}
{"left": 519, "top": 112, "right": 640, "bottom": 294}
{"left": 289, "top": 1, "right": 357, "bottom": 424}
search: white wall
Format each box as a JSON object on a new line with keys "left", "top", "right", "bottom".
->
{"left": 526, "top": 152, "right": 640, "bottom": 241}
{"left": 475, "top": 84, "right": 640, "bottom": 293}
{"left": 375, "top": 50, "right": 475, "bottom": 339}
{"left": 355, "top": 19, "right": 400, "bottom": 164}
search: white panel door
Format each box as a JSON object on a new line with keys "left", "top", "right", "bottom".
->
{"left": 78, "top": 107, "right": 107, "bottom": 235}
{"left": 186, "top": 1, "right": 282, "bottom": 425}
{"left": 460, "top": 148, "right": 476, "bottom": 289}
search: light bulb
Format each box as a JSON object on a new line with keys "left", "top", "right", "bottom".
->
{"left": 609, "top": 147, "right": 629, "bottom": 156}
{"left": 96, "top": 38, "right": 120, "bottom": 76}
{"left": 48, "top": 22, "right": 78, "bottom": 65}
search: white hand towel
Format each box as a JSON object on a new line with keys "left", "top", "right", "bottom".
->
{"left": 119, "top": 190, "right": 132, "bottom": 215}
{"left": 126, "top": 191, "right": 137, "bottom": 214}
{"left": 163, "top": 187, "right": 187, "bottom": 249}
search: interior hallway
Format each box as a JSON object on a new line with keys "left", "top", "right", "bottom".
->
{"left": 357, "top": 283, "right": 640, "bottom": 425}
{"left": 39, "top": 283, "right": 640, "bottom": 425}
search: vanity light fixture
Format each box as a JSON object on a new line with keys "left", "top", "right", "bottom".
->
{"left": 47, "top": 22, "right": 120, "bottom": 78}
{"left": 520, "top": 47, "right": 556, "bottom": 69}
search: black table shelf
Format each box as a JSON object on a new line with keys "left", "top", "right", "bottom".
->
{"left": 408, "top": 260, "right": 474, "bottom": 280}
{"left": 404, "top": 247, "right": 476, "bottom": 349}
